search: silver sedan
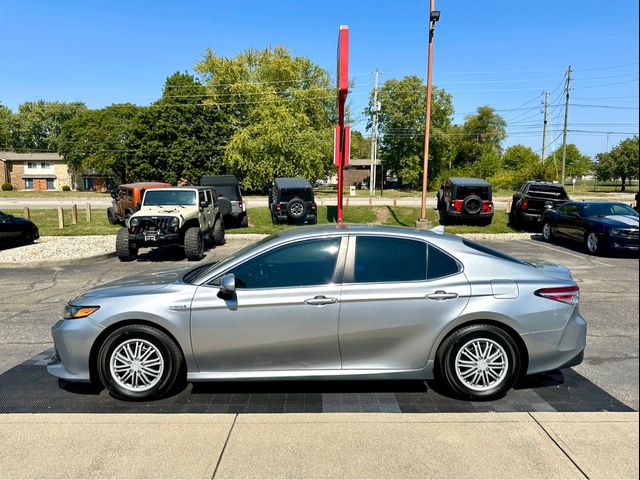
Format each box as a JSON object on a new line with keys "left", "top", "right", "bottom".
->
{"left": 48, "top": 225, "right": 586, "bottom": 401}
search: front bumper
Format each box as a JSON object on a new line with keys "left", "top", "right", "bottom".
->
{"left": 129, "top": 232, "right": 182, "bottom": 248}
{"left": 46, "top": 318, "right": 103, "bottom": 383}
{"left": 521, "top": 311, "right": 587, "bottom": 374}
{"left": 607, "top": 234, "right": 639, "bottom": 251}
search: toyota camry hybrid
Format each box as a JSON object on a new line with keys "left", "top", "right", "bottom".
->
{"left": 48, "top": 225, "right": 586, "bottom": 401}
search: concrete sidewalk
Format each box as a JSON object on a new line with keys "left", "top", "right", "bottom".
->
{"left": 0, "top": 412, "right": 637, "bottom": 479}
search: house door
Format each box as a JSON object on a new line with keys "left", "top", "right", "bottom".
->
{"left": 33, "top": 179, "right": 47, "bottom": 190}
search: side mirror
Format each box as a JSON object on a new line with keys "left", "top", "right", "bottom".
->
{"left": 217, "top": 273, "right": 236, "bottom": 298}
{"left": 200, "top": 201, "right": 208, "bottom": 209}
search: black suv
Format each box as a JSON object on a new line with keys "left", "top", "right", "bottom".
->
{"left": 509, "top": 181, "right": 569, "bottom": 229}
{"left": 200, "top": 175, "right": 247, "bottom": 227}
{"left": 437, "top": 177, "right": 494, "bottom": 226}
{"left": 268, "top": 178, "right": 318, "bottom": 225}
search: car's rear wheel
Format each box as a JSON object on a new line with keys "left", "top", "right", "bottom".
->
{"left": 542, "top": 221, "right": 554, "bottom": 242}
{"left": 97, "top": 324, "right": 183, "bottom": 401}
{"left": 212, "top": 218, "right": 225, "bottom": 245}
{"left": 239, "top": 214, "right": 249, "bottom": 228}
{"left": 107, "top": 208, "right": 117, "bottom": 225}
{"left": 436, "top": 324, "right": 521, "bottom": 401}
{"left": 184, "top": 227, "right": 204, "bottom": 260}
{"left": 116, "top": 227, "right": 137, "bottom": 261}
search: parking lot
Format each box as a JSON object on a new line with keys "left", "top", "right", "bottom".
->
{"left": 0, "top": 234, "right": 637, "bottom": 413}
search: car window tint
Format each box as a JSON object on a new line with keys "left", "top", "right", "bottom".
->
{"left": 354, "top": 237, "right": 426, "bottom": 283}
{"left": 427, "top": 245, "right": 460, "bottom": 279}
{"left": 230, "top": 238, "right": 341, "bottom": 289}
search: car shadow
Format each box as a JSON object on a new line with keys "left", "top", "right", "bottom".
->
{"left": 528, "top": 234, "right": 640, "bottom": 258}
{"left": 326, "top": 206, "right": 337, "bottom": 223}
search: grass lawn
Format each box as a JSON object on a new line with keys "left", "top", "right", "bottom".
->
{"left": 6, "top": 208, "right": 120, "bottom": 236}
{"left": 0, "top": 190, "right": 110, "bottom": 198}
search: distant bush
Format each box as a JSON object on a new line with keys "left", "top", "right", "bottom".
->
{"left": 62, "top": 185, "right": 71, "bottom": 191}
{"left": 1, "top": 182, "right": 13, "bottom": 191}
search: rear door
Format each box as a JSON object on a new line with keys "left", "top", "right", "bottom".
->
{"left": 338, "top": 235, "right": 471, "bottom": 370}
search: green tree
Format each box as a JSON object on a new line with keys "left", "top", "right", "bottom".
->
{"left": 0, "top": 104, "right": 12, "bottom": 149}
{"left": 455, "top": 106, "right": 507, "bottom": 166}
{"left": 9, "top": 100, "right": 86, "bottom": 151}
{"left": 549, "top": 143, "right": 593, "bottom": 178}
{"left": 125, "top": 72, "right": 231, "bottom": 184}
{"left": 350, "top": 131, "right": 371, "bottom": 160}
{"left": 502, "top": 144, "right": 540, "bottom": 171}
{"left": 369, "top": 75, "right": 454, "bottom": 187}
{"left": 195, "top": 46, "right": 335, "bottom": 188}
{"left": 58, "top": 104, "right": 141, "bottom": 183}
{"left": 595, "top": 136, "right": 639, "bottom": 191}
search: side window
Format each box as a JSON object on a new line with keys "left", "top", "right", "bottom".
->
{"left": 228, "top": 238, "right": 341, "bottom": 289}
{"left": 354, "top": 236, "right": 426, "bottom": 283}
{"left": 199, "top": 191, "right": 206, "bottom": 205}
{"left": 559, "top": 204, "right": 571, "bottom": 214}
{"left": 427, "top": 244, "right": 460, "bottom": 279}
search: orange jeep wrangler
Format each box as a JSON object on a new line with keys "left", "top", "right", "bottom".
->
{"left": 107, "top": 182, "right": 172, "bottom": 225}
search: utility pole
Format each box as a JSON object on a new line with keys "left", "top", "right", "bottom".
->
{"left": 369, "top": 68, "right": 380, "bottom": 196}
{"left": 417, "top": 0, "right": 440, "bottom": 228}
{"left": 541, "top": 90, "right": 548, "bottom": 163}
{"left": 561, "top": 66, "right": 572, "bottom": 185}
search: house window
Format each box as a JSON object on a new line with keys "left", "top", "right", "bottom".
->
{"left": 27, "top": 162, "right": 37, "bottom": 169}
{"left": 46, "top": 179, "right": 55, "bottom": 190}
{"left": 41, "top": 161, "right": 52, "bottom": 169}
{"left": 24, "top": 179, "right": 33, "bottom": 189}
{"left": 84, "top": 178, "right": 94, "bottom": 191}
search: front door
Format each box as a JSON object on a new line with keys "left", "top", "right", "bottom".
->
{"left": 190, "top": 236, "right": 346, "bottom": 372}
{"left": 33, "top": 179, "right": 47, "bottom": 191}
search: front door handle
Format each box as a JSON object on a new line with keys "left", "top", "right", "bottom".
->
{"left": 304, "top": 295, "right": 337, "bottom": 306}
{"left": 426, "top": 290, "right": 458, "bottom": 300}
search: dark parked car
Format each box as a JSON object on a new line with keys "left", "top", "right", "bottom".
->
{"left": 269, "top": 177, "right": 318, "bottom": 225}
{"left": 200, "top": 175, "right": 247, "bottom": 227}
{"left": 437, "top": 178, "right": 494, "bottom": 226}
{"left": 509, "top": 181, "right": 569, "bottom": 229}
{"left": 541, "top": 201, "right": 639, "bottom": 255}
{"left": 0, "top": 210, "right": 39, "bottom": 248}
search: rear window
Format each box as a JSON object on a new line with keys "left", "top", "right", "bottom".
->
{"left": 215, "top": 185, "right": 240, "bottom": 200}
{"left": 455, "top": 186, "right": 491, "bottom": 200}
{"left": 462, "top": 239, "right": 529, "bottom": 266}
{"left": 279, "top": 189, "right": 314, "bottom": 202}
{"left": 528, "top": 184, "right": 568, "bottom": 199}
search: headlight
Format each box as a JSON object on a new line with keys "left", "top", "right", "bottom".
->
{"left": 130, "top": 218, "right": 140, "bottom": 228}
{"left": 63, "top": 305, "right": 100, "bottom": 319}
{"left": 610, "top": 228, "right": 621, "bottom": 236}
{"left": 170, "top": 217, "right": 180, "bottom": 227}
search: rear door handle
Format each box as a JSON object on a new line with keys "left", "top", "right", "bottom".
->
{"left": 304, "top": 295, "right": 338, "bottom": 306}
{"left": 426, "top": 291, "right": 458, "bottom": 300}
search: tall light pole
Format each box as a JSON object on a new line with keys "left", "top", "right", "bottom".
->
{"left": 418, "top": 1, "right": 440, "bottom": 228}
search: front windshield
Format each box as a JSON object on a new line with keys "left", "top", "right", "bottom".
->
{"left": 144, "top": 190, "right": 196, "bottom": 206}
{"left": 582, "top": 203, "right": 639, "bottom": 218}
{"left": 183, "top": 233, "right": 280, "bottom": 284}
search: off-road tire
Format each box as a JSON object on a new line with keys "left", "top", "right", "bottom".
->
{"left": 116, "top": 227, "right": 137, "bottom": 261}
{"left": 436, "top": 324, "right": 521, "bottom": 401}
{"left": 286, "top": 197, "right": 307, "bottom": 221}
{"left": 217, "top": 197, "right": 232, "bottom": 217}
{"left": 107, "top": 208, "right": 118, "bottom": 225}
{"left": 212, "top": 218, "right": 225, "bottom": 245}
{"left": 184, "top": 227, "right": 204, "bottom": 260}
{"left": 462, "top": 195, "right": 483, "bottom": 215}
{"left": 97, "top": 324, "right": 184, "bottom": 401}
{"left": 239, "top": 214, "right": 249, "bottom": 228}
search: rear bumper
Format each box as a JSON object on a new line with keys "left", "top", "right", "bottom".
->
{"left": 446, "top": 211, "right": 493, "bottom": 219}
{"left": 521, "top": 312, "right": 587, "bottom": 374}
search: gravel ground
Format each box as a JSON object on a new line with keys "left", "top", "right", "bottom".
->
{"left": 0, "top": 231, "right": 535, "bottom": 264}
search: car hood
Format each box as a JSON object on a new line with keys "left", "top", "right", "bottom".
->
{"left": 8, "top": 216, "right": 35, "bottom": 227}
{"left": 592, "top": 215, "right": 639, "bottom": 228}
{"left": 74, "top": 267, "right": 189, "bottom": 300}
{"left": 135, "top": 206, "right": 192, "bottom": 216}
{"left": 528, "top": 261, "right": 574, "bottom": 281}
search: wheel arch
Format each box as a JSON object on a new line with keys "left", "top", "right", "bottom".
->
{"left": 88, "top": 319, "right": 188, "bottom": 384}
{"left": 181, "top": 218, "right": 200, "bottom": 233}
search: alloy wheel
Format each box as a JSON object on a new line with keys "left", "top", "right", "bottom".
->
{"left": 109, "top": 339, "right": 165, "bottom": 392}
{"left": 454, "top": 338, "right": 508, "bottom": 392}
{"left": 543, "top": 222, "right": 552, "bottom": 240}
{"left": 587, "top": 232, "right": 599, "bottom": 253}
{"left": 290, "top": 202, "right": 304, "bottom": 216}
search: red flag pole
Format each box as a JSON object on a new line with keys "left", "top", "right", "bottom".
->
{"left": 336, "top": 25, "right": 349, "bottom": 224}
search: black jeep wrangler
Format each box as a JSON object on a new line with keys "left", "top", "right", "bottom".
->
{"left": 268, "top": 178, "right": 318, "bottom": 225}
{"left": 200, "top": 175, "right": 246, "bottom": 227}
{"left": 437, "top": 177, "right": 494, "bottom": 226}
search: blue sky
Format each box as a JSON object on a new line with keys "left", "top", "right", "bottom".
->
{"left": 1, "top": 0, "right": 638, "bottom": 157}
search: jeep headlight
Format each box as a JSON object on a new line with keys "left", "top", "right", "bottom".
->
{"left": 130, "top": 217, "right": 140, "bottom": 228}
{"left": 63, "top": 304, "right": 100, "bottom": 319}
{"left": 170, "top": 217, "right": 180, "bottom": 227}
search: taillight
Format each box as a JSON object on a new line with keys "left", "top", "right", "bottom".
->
{"left": 452, "top": 200, "right": 463, "bottom": 212}
{"left": 310, "top": 202, "right": 317, "bottom": 210}
{"left": 481, "top": 201, "right": 493, "bottom": 213}
{"left": 535, "top": 285, "right": 580, "bottom": 305}
{"left": 522, "top": 198, "right": 529, "bottom": 211}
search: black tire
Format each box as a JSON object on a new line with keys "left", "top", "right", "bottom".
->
{"left": 217, "top": 197, "right": 232, "bottom": 217}
{"left": 184, "top": 226, "right": 204, "bottom": 260}
{"left": 585, "top": 230, "right": 605, "bottom": 255}
{"left": 239, "top": 214, "right": 249, "bottom": 228}
{"left": 116, "top": 227, "right": 137, "bottom": 261}
{"left": 286, "top": 198, "right": 307, "bottom": 221}
{"left": 462, "top": 195, "right": 482, "bottom": 215}
{"left": 212, "top": 218, "right": 225, "bottom": 245}
{"left": 509, "top": 209, "right": 520, "bottom": 228}
{"left": 21, "top": 229, "right": 36, "bottom": 245}
{"left": 542, "top": 220, "right": 554, "bottom": 242}
{"left": 107, "top": 208, "right": 118, "bottom": 225}
{"left": 97, "top": 324, "right": 184, "bottom": 401}
{"left": 436, "top": 324, "right": 521, "bottom": 401}
{"left": 271, "top": 211, "right": 279, "bottom": 225}
{"left": 308, "top": 215, "right": 318, "bottom": 225}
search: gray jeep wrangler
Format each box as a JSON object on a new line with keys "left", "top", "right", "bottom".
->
{"left": 116, "top": 186, "right": 225, "bottom": 261}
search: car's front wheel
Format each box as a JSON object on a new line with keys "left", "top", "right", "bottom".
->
{"left": 585, "top": 230, "right": 604, "bottom": 255}
{"left": 184, "top": 227, "right": 204, "bottom": 260}
{"left": 212, "top": 218, "right": 225, "bottom": 245}
{"left": 116, "top": 227, "right": 137, "bottom": 261}
{"left": 542, "top": 221, "right": 554, "bottom": 242}
{"left": 436, "top": 324, "right": 521, "bottom": 401}
{"left": 97, "top": 324, "right": 184, "bottom": 401}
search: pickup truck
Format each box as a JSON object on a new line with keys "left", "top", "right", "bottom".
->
{"left": 509, "top": 181, "right": 569, "bottom": 229}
